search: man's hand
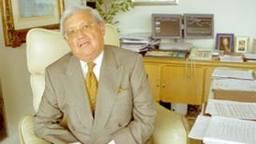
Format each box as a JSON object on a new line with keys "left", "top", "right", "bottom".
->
{"left": 108, "top": 140, "right": 115, "bottom": 144}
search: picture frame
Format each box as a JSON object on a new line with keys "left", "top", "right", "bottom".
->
{"left": 252, "top": 38, "right": 256, "bottom": 53}
{"left": 235, "top": 36, "right": 249, "bottom": 53}
{"left": 1, "top": 0, "right": 64, "bottom": 47}
{"left": 183, "top": 14, "right": 214, "bottom": 39}
{"left": 132, "top": 0, "right": 178, "bottom": 5}
{"left": 216, "top": 33, "right": 234, "bottom": 54}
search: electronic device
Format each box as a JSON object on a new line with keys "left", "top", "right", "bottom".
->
{"left": 183, "top": 14, "right": 214, "bottom": 39}
{"left": 152, "top": 14, "right": 183, "bottom": 39}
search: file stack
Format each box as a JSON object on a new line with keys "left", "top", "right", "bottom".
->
{"left": 211, "top": 67, "right": 256, "bottom": 102}
{"left": 120, "top": 33, "right": 159, "bottom": 53}
{"left": 189, "top": 67, "right": 256, "bottom": 144}
{"left": 243, "top": 53, "right": 256, "bottom": 63}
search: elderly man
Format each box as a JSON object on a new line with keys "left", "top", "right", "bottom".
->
{"left": 34, "top": 6, "right": 156, "bottom": 144}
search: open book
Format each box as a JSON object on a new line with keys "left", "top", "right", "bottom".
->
{"left": 205, "top": 99, "right": 256, "bottom": 120}
{"left": 189, "top": 115, "right": 256, "bottom": 144}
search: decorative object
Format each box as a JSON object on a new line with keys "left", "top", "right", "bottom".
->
{"left": 235, "top": 36, "right": 249, "bottom": 53}
{"left": 132, "top": 0, "right": 178, "bottom": 5}
{"left": 184, "top": 14, "right": 214, "bottom": 39}
{"left": 216, "top": 33, "right": 234, "bottom": 55}
{"left": 252, "top": 39, "right": 256, "bottom": 53}
{"left": 96, "top": 0, "right": 133, "bottom": 25}
{"left": 1, "top": 0, "right": 64, "bottom": 47}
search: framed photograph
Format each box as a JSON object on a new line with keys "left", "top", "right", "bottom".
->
{"left": 1, "top": 0, "right": 64, "bottom": 47}
{"left": 235, "top": 36, "right": 249, "bottom": 53}
{"left": 184, "top": 14, "right": 214, "bottom": 39}
{"left": 216, "top": 33, "right": 234, "bottom": 54}
{"left": 132, "top": 0, "right": 178, "bottom": 5}
{"left": 252, "top": 38, "right": 256, "bottom": 53}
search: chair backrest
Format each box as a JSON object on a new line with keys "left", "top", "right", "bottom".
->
{"left": 27, "top": 24, "right": 120, "bottom": 112}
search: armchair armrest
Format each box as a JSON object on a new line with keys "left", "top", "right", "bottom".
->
{"left": 19, "top": 115, "right": 50, "bottom": 144}
{"left": 152, "top": 103, "right": 188, "bottom": 144}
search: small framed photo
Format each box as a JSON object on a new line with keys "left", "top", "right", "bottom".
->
{"left": 216, "top": 33, "right": 234, "bottom": 54}
{"left": 235, "top": 36, "right": 249, "bottom": 53}
{"left": 251, "top": 38, "right": 256, "bottom": 53}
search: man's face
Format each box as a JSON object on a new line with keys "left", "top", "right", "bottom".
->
{"left": 64, "top": 10, "right": 105, "bottom": 62}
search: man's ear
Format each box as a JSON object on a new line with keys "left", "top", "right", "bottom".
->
{"left": 99, "top": 22, "right": 106, "bottom": 35}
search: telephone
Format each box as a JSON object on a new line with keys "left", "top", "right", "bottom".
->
{"left": 189, "top": 48, "right": 212, "bottom": 60}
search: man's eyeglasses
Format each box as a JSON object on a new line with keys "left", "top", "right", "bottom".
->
{"left": 64, "top": 23, "right": 96, "bottom": 39}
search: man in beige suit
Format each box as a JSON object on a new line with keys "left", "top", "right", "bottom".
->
{"left": 34, "top": 6, "right": 156, "bottom": 144}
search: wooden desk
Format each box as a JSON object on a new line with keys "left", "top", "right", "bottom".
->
{"left": 144, "top": 57, "right": 256, "bottom": 104}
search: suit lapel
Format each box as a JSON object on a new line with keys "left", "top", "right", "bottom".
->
{"left": 65, "top": 55, "right": 94, "bottom": 127}
{"left": 94, "top": 47, "right": 123, "bottom": 130}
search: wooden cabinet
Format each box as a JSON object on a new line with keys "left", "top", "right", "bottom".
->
{"left": 160, "top": 65, "right": 205, "bottom": 104}
{"left": 144, "top": 64, "right": 161, "bottom": 101}
{"left": 144, "top": 57, "right": 256, "bottom": 105}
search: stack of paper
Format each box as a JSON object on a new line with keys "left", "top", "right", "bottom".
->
{"left": 120, "top": 33, "right": 159, "bottom": 52}
{"left": 243, "top": 53, "right": 256, "bottom": 60}
{"left": 212, "top": 79, "right": 256, "bottom": 91}
{"left": 212, "top": 68, "right": 254, "bottom": 80}
{"left": 219, "top": 55, "right": 244, "bottom": 62}
{"left": 244, "top": 53, "right": 256, "bottom": 63}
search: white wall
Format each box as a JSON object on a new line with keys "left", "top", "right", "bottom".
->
{"left": 116, "top": 0, "right": 256, "bottom": 49}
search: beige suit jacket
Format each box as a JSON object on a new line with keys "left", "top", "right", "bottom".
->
{"left": 34, "top": 46, "right": 156, "bottom": 144}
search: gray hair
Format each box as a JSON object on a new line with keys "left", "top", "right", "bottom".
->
{"left": 60, "top": 6, "right": 104, "bottom": 35}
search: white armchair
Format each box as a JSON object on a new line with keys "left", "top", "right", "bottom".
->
{"left": 19, "top": 24, "right": 187, "bottom": 144}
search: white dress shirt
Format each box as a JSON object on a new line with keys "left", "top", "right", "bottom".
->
{"left": 80, "top": 51, "right": 104, "bottom": 80}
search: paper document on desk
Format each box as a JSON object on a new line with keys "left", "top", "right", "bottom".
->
{"left": 189, "top": 115, "right": 211, "bottom": 140}
{"left": 212, "top": 68, "right": 254, "bottom": 80}
{"left": 206, "top": 99, "right": 256, "bottom": 120}
{"left": 212, "top": 79, "right": 256, "bottom": 91}
{"left": 203, "top": 116, "right": 256, "bottom": 144}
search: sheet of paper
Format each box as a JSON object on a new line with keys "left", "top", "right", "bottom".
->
{"left": 203, "top": 116, "right": 256, "bottom": 144}
{"left": 212, "top": 68, "right": 254, "bottom": 80}
{"left": 212, "top": 79, "right": 256, "bottom": 91}
{"left": 205, "top": 99, "right": 256, "bottom": 120}
{"left": 188, "top": 115, "right": 211, "bottom": 140}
